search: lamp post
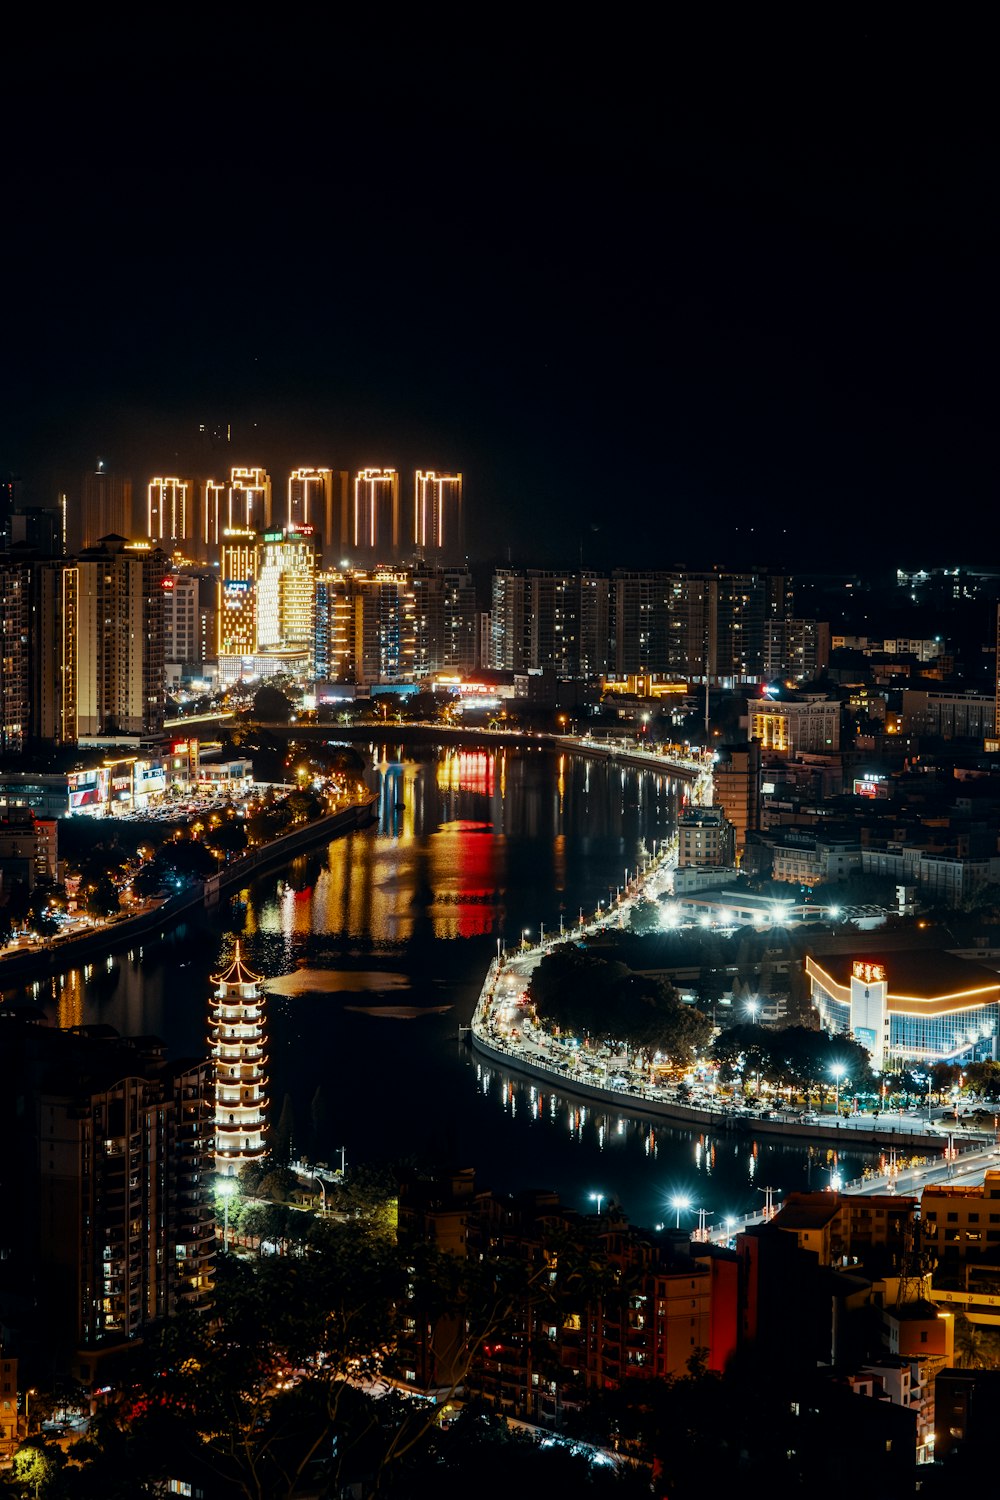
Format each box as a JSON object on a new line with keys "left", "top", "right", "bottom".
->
{"left": 218, "top": 1177, "right": 236, "bottom": 1252}
{"left": 670, "top": 1194, "right": 692, "bottom": 1230}
{"left": 590, "top": 1191, "right": 605, "bottom": 1216}
{"left": 831, "top": 1063, "right": 845, "bottom": 1119}
{"left": 315, "top": 1174, "right": 327, "bottom": 1213}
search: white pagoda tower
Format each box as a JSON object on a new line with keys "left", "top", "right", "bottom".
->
{"left": 209, "top": 943, "right": 269, "bottom": 1177}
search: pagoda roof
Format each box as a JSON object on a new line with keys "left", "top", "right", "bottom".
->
{"left": 212, "top": 941, "right": 261, "bottom": 987}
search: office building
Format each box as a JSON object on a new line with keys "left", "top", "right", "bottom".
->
{"left": 677, "top": 806, "right": 736, "bottom": 868}
{"left": 209, "top": 946, "right": 269, "bottom": 1177}
{"left": 413, "top": 470, "right": 463, "bottom": 558}
{"left": 748, "top": 694, "right": 841, "bottom": 753}
{"left": 353, "top": 468, "right": 399, "bottom": 556}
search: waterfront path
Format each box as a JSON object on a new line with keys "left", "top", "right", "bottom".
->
{"left": 469, "top": 851, "right": 993, "bottom": 1170}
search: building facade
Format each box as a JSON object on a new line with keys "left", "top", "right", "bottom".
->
{"left": 805, "top": 948, "right": 1000, "bottom": 1070}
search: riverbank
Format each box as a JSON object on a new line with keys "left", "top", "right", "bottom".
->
{"left": 468, "top": 859, "right": 982, "bottom": 1156}
{"left": 0, "top": 793, "right": 377, "bottom": 987}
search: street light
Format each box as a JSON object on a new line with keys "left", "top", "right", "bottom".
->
{"left": 218, "top": 1177, "right": 236, "bottom": 1252}
{"left": 831, "top": 1063, "right": 846, "bottom": 1119}
{"left": 670, "top": 1194, "right": 692, "bottom": 1229}
{"left": 590, "top": 1191, "right": 605, "bottom": 1216}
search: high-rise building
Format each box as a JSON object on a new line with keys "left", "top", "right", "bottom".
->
{"left": 413, "top": 471, "right": 463, "bottom": 558}
{"left": 201, "top": 478, "right": 227, "bottom": 554}
{"left": 353, "top": 468, "right": 399, "bottom": 556}
{"left": 489, "top": 569, "right": 609, "bottom": 677}
{"left": 0, "top": 1016, "right": 215, "bottom": 1382}
{"left": 489, "top": 570, "right": 530, "bottom": 671}
{"left": 146, "top": 476, "right": 192, "bottom": 545}
{"left": 314, "top": 567, "right": 415, "bottom": 686}
{"left": 228, "top": 467, "right": 271, "bottom": 532}
{"left": 162, "top": 573, "right": 201, "bottom": 667}
{"left": 256, "top": 530, "right": 317, "bottom": 664}
{"left": 209, "top": 946, "right": 269, "bottom": 1177}
{"left": 77, "top": 463, "right": 133, "bottom": 551}
{"left": 217, "top": 530, "right": 258, "bottom": 660}
{"left": 31, "top": 560, "right": 77, "bottom": 744}
{"left": 46, "top": 539, "right": 170, "bottom": 742}
{"left": 0, "top": 557, "right": 30, "bottom": 754}
{"left": 411, "top": 564, "right": 478, "bottom": 677}
{"left": 287, "top": 468, "right": 349, "bottom": 562}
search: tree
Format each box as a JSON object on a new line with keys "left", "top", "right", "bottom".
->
{"left": 252, "top": 683, "right": 293, "bottom": 722}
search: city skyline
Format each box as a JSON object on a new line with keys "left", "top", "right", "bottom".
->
{"left": 2, "top": 24, "right": 993, "bottom": 576}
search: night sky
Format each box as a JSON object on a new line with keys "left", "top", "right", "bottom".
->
{"left": 2, "top": 23, "right": 994, "bottom": 572}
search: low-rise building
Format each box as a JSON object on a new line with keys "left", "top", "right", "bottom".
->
{"left": 805, "top": 947, "right": 1000, "bottom": 1070}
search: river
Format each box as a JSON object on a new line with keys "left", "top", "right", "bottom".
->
{"left": 4, "top": 742, "right": 885, "bottom": 1229}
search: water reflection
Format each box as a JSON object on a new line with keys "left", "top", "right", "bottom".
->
{"left": 473, "top": 1058, "right": 882, "bottom": 1225}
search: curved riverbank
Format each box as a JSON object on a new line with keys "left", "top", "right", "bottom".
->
{"left": 0, "top": 794, "right": 377, "bottom": 988}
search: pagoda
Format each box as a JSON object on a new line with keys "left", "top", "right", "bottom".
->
{"left": 208, "top": 942, "right": 269, "bottom": 1176}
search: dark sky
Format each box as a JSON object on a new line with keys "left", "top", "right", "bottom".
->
{"left": 2, "top": 21, "right": 994, "bottom": 572}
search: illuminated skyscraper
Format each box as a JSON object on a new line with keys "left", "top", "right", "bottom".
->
{"left": 218, "top": 530, "right": 258, "bottom": 660}
{"left": 209, "top": 945, "right": 269, "bottom": 1177}
{"left": 147, "top": 476, "right": 192, "bottom": 544}
{"left": 201, "top": 478, "right": 226, "bottom": 553}
{"left": 288, "top": 468, "right": 349, "bottom": 562}
{"left": 413, "top": 471, "right": 463, "bottom": 558}
{"left": 228, "top": 467, "right": 272, "bottom": 532}
{"left": 256, "top": 530, "right": 317, "bottom": 662}
{"left": 353, "top": 468, "right": 399, "bottom": 556}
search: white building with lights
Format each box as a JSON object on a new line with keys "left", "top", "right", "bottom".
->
{"left": 209, "top": 944, "right": 269, "bottom": 1176}
{"left": 805, "top": 949, "right": 1000, "bottom": 1071}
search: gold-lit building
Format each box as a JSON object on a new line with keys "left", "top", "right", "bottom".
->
{"left": 218, "top": 529, "right": 258, "bottom": 659}
{"left": 413, "top": 470, "right": 463, "bottom": 556}
{"left": 353, "top": 467, "right": 399, "bottom": 555}
{"left": 228, "top": 466, "right": 272, "bottom": 532}
{"left": 288, "top": 467, "right": 349, "bottom": 561}
{"left": 256, "top": 530, "right": 317, "bottom": 663}
{"left": 146, "top": 476, "right": 192, "bottom": 544}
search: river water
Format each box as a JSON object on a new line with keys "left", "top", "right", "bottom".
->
{"left": 5, "top": 744, "right": 885, "bottom": 1229}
